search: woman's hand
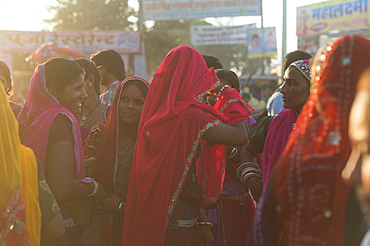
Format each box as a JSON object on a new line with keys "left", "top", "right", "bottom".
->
{"left": 198, "top": 209, "right": 215, "bottom": 246}
{"left": 199, "top": 224, "right": 215, "bottom": 246}
{"left": 247, "top": 176, "right": 263, "bottom": 202}
{"left": 95, "top": 194, "right": 121, "bottom": 214}
{"left": 94, "top": 182, "right": 106, "bottom": 198}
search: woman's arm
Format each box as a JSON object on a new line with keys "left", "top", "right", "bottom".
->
{"left": 239, "top": 144, "right": 263, "bottom": 202}
{"left": 41, "top": 213, "right": 65, "bottom": 244}
{"left": 46, "top": 141, "right": 103, "bottom": 203}
{"left": 202, "top": 121, "right": 248, "bottom": 146}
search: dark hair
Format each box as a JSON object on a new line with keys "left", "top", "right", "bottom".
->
{"left": 45, "top": 58, "right": 85, "bottom": 92}
{"left": 91, "top": 49, "right": 126, "bottom": 81}
{"left": 283, "top": 50, "right": 312, "bottom": 73}
{"left": 0, "top": 60, "right": 12, "bottom": 96}
{"left": 74, "top": 58, "right": 101, "bottom": 96}
{"left": 215, "top": 68, "right": 240, "bottom": 93}
{"left": 242, "top": 93, "right": 251, "bottom": 101}
{"left": 203, "top": 55, "right": 223, "bottom": 69}
{"left": 123, "top": 79, "right": 149, "bottom": 98}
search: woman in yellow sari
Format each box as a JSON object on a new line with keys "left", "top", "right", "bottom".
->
{"left": 0, "top": 83, "right": 64, "bottom": 245}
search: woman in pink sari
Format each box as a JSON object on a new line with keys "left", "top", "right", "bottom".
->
{"left": 239, "top": 60, "right": 312, "bottom": 201}
{"left": 18, "top": 58, "right": 105, "bottom": 245}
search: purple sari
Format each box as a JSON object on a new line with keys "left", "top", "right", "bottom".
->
{"left": 260, "top": 109, "right": 297, "bottom": 187}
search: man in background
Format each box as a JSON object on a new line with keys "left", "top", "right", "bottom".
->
{"left": 91, "top": 49, "right": 126, "bottom": 105}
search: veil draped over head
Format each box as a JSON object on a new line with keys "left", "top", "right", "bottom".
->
{"left": 17, "top": 64, "right": 92, "bottom": 183}
{"left": 0, "top": 83, "right": 41, "bottom": 245}
{"left": 90, "top": 77, "right": 150, "bottom": 192}
{"left": 122, "top": 46, "right": 234, "bottom": 245}
{"left": 249, "top": 35, "right": 370, "bottom": 246}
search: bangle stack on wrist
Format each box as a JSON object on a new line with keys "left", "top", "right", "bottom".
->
{"left": 87, "top": 180, "right": 99, "bottom": 197}
{"left": 236, "top": 162, "right": 262, "bottom": 186}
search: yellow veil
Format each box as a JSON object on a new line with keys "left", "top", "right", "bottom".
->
{"left": 0, "top": 83, "right": 41, "bottom": 245}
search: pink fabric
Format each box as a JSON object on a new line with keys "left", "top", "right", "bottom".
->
{"left": 260, "top": 109, "right": 297, "bottom": 187}
{"left": 17, "top": 64, "right": 91, "bottom": 182}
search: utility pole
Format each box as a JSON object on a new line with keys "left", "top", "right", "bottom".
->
{"left": 260, "top": 0, "right": 264, "bottom": 75}
{"left": 137, "top": 0, "right": 146, "bottom": 78}
{"left": 282, "top": 0, "right": 287, "bottom": 77}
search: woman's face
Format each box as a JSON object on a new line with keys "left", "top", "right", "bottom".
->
{"left": 281, "top": 66, "right": 310, "bottom": 112}
{"left": 119, "top": 83, "right": 145, "bottom": 125}
{"left": 83, "top": 75, "right": 97, "bottom": 98}
{"left": 343, "top": 89, "right": 370, "bottom": 226}
{"left": 57, "top": 74, "right": 88, "bottom": 114}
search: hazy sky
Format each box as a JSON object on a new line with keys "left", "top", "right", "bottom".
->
{"left": 0, "top": 0, "right": 325, "bottom": 59}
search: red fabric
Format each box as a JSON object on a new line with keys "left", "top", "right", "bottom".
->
{"left": 122, "top": 46, "right": 234, "bottom": 246}
{"left": 197, "top": 86, "right": 254, "bottom": 193}
{"left": 91, "top": 77, "right": 150, "bottom": 192}
{"left": 247, "top": 35, "right": 370, "bottom": 246}
{"left": 17, "top": 64, "right": 91, "bottom": 182}
{"left": 214, "top": 86, "right": 254, "bottom": 125}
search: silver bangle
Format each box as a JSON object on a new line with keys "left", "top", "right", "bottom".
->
{"left": 87, "top": 180, "right": 98, "bottom": 197}
{"left": 227, "top": 147, "right": 238, "bottom": 159}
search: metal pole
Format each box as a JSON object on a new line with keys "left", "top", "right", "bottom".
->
{"left": 138, "top": 0, "right": 145, "bottom": 56}
{"left": 260, "top": 0, "right": 264, "bottom": 75}
{"left": 281, "top": 0, "right": 287, "bottom": 77}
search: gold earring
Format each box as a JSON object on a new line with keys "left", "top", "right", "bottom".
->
{"left": 89, "top": 83, "right": 93, "bottom": 87}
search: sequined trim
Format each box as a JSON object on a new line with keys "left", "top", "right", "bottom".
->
{"left": 166, "top": 119, "right": 222, "bottom": 225}
{"left": 64, "top": 218, "right": 76, "bottom": 228}
{"left": 194, "top": 81, "right": 220, "bottom": 102}
{"left": 84, "top": 127, "right": 103, "bottom": 159}
{"left": 0, "top": 188, "right": 26, "bottom": 244}
{"left": 220, "top": 99, "right": 253, "bottom": 113}
{"left": 51, "top": 200, "right": 60, "bottom": 213}
{"left": 38, "top": 179, "right": 53, "bottom": 195}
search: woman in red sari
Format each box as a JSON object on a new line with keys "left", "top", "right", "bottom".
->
{"left": 245, "top": 35, "right": 370, "bottom": 246}
{"left": 82, "top": 77, "right": 149, "bottom": 246}
{"left": 121, "top": 46, "right": 252, "bottom": 246}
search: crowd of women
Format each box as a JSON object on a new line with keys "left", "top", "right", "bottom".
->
{"left": 2, "top": 34, "right": 370, "bottom": 246}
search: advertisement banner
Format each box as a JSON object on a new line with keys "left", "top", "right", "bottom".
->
{"left": 297, "top": 0, "right": 370, "bottom": 36}
{"left": 0, "top": 31, "right": 140, "bottom": 53}
{"left": 190, "top": 24, "right": 256, "bottom": 45}
{"left": 247, "top": 27, "right": 277, "bottom": 58}
{"left": 298, "top": 36, "right": 320, "bottom": 56}
{"left": 143, "top": 0, "right": 261, "bottom": 21}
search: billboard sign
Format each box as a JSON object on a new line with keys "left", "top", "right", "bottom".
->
{"left": 0, "top": 30, "right": 140, "bottom": 53}
{"left": 143, "top": 0, "right": 261, "bottom": 21}
{"left": 247, "top": 27, "right": 277, "bottom": 58}
{"left": 190, "top": 24, "right": 256, "bottom": 45}
{"left": 297, "top": 0, "right": 370, "bottom": 36}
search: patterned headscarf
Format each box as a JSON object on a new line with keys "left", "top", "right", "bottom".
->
{"left": 247, "top": 35, "right": 370, "bottom": 246}
{"left": 290, "top": 59, "right": 312, "bottom": 83}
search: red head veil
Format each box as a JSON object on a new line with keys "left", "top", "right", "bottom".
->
{"left": 90, "top": 77, "right": 150, "bottom": 192}
{"left": 122, "top": 46, "right": 230, "bottom": 245}
{"left": 249, "top": 35, "right": 370, "bottom": 246}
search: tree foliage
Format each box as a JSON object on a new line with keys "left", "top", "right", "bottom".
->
{"left": 46, "top": 0, "right": 135, "bottom": 31}
{"left": 46, "top": 0, "right": 270, "bottom": 75}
